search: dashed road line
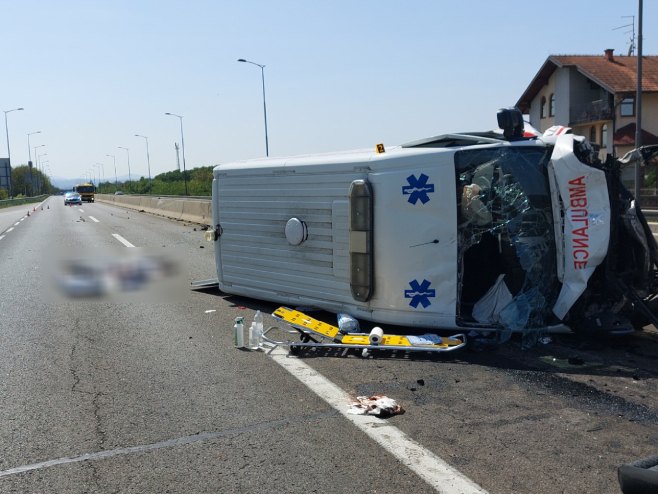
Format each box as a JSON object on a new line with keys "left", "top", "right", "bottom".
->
{"left": 112, "top": 233, "right": 135, "bottom": 248}
{"left": 0, "top": 235, "right": 4, "bottom": 241}
{"left": 89, "top": 216, "right": 100, "bottom": 223}
{"left": 13, "top": 222, "right": 20, "bottom": 226}
{"left": 79, "top": 209, "right": 84, "bottom": 213}
{"left": 6, "top": 227, "right": 14, "bottom": 233}
{"left": 267, "top": 346, "right": 489, "bottom": 494}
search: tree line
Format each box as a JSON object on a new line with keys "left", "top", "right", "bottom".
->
{"left": 0, "top": 165, "right": 215, "bottom": 199}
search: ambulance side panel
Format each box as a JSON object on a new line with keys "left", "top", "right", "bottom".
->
{"left": 214, "top": 166, "right": 366, "bottom": 310}
{"left": 212, "top": 149, "right": 459, "bottom": 328}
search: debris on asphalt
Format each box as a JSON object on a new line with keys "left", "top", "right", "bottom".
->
{"left": 347, "top": 395, "right": 405, "bottom": 418}
{"left": 337, "top": 313, "right": 360, "bottom": 333}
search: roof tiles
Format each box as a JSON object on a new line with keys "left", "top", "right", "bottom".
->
{"left": 516, "top": 53, "right": 658, "bottom": 111}
{"left": 551, "top": 55, "right": 658, "bottom": 93}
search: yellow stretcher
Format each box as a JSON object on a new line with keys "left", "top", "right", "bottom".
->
{"left": 265, "top": 307, "right": 467, "bottom": 355}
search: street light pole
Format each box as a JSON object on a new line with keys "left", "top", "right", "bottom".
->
{"left": 118, "top": 146, "right": 131, "bottom": 193}
{"left": 27, "top": 131, "right": 41, "bottom": 164}
{"left": 106, "top": 154, "right": 117, "bottom": 189}
{"left": 33, "top": 144, "right": 45, "bottom": 196}
{"left": 164, "top": 113, "right": 188, "bottom": 195}
{"left": 3, "top": 107, "right": 23, "bottom": 197}
{"left": 238, "top": 58, "right": 269, "bottom": 157}
{"left": 134, "top": 134, "right": 152, "bottom": 194}
{"left": 37, "top": 152, "right": 47, "bottom": 194}
{"left": 95, "top": 162, "right": 105, "bottom": 194}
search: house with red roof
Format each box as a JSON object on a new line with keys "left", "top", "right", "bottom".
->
{"left": 516, "top": 49, "right": 658, "bottom": 164}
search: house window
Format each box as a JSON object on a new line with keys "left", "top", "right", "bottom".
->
{"left": 540, "top": 96, "right": 546, "bottom": 119}
{"left": 620, "top": 97, "right": 635, "bottom": 117}
{"left": 589, "top": 126, "right": 596, "bottom": 143}
{"left": 601, "top": 124, "right": 608, "bottom": 148}
{"left": 549, "top": 94, "right": 555, "bottom": 117}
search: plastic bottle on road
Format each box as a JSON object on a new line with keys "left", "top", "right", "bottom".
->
{"left": 248, "top": 322, "right": 261, "bottom": 350}
{"left": 233, "top": 317, "right": 245, "bottom": 348}
{"left": 254, "top": 310, "right": 264, "bottom": 346}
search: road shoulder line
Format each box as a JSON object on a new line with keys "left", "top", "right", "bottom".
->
{"left": 267, "top": 346, "right": 488, "bottom": 494}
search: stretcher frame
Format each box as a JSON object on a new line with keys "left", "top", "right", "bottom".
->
{"left": 264, "top": 306, "right": 467, "bottom": 355}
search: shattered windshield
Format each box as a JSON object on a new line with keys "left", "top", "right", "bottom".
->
{"left": 455, "top": 145, "right": 558, "bottom": 346}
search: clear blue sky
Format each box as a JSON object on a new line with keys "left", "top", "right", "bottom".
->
{"left": 2, "top": 0, "right": 657, "bottom": 184}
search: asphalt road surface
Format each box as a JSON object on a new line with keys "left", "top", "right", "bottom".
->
{"left": 1, "top": 198, "right": 657, "bottom": 494}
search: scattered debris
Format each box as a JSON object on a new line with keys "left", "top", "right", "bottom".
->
{"left": 267, "top": 306, "right": 467, "bottom": 357}
{"left": 337, "top": 313, "right": 360, "bottom": 333}
{"left": 347, "top": 395, "right": 405, "bottom": 418}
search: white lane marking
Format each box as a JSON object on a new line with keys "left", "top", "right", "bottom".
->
{"left": 0, "top": 411, "right": 331, "bottom": 478}
{"left": 6, "top": 227, "right": 14, "bottom": 233}
{"left": 267, "top": 346, "right": 488, "bottom": 494}
{"left": 0, "top": 235, "right": 4, "bottom": 241}
{"left": 20, "top": 217, "right": 25, "bottom": 221}
{"left": 89, "top": 216, "right": 100, "bottom": 223}
{"left": 79, "top": 209, "right": 84, "bottom": 213}
{"left": 112, "top": 233, "right": 135, "bottom": 248}
{"left": 13, "top": 222, "right": 20, "bottom": 226}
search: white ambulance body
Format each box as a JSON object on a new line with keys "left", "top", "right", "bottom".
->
{"left": 210, "top": 110, "right": 658, "bottom": 335}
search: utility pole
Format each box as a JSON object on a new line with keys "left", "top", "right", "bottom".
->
{"left": 634, "top": 0, "right": 643, "bottom": 204}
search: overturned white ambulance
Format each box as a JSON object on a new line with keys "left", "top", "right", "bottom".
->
{"left": 209, "top": 109, "right": 658, "bottom": 339}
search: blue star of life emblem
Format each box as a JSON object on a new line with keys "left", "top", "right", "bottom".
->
{"left": 402, "top": 173, "right": 435, "bottom": 205}
{"left": 404, "top": 279, "right": 436, "bottom": 308}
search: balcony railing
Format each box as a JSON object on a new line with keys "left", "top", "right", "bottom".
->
{"left": 570, "top": 100, "right": 613, "bottom": 125}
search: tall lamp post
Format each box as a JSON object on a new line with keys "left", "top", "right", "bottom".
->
{"left": 41, "top": 162, "right": 50, "bottom": 193}
{"left": 237, "top": 58, "right": 269, "bottom": 157}
{"left": 118, "top": 146, "right": 132, "bottom": 193}
{"left": 134, "top": 134, "right": 152, "bottom": 194}
{"left": 3, "top": 107, "right": 23, "bottom": 197}
{"left": 27, "top": 131, "right": 41, "bottom": 164}
{"left": 164, "top": 113, "right": 188, "bottom": 195}
{"left": 33, "top": 144, "right": 45, "bottom": 196}
{"left": 95, "top": 162, "right": 105, "bottom": 194}
{"left": 106, "top": 154, "right": 117, "bottom": 189}
{"left": 37, "top": 152, "right": 47, "bottom": 194}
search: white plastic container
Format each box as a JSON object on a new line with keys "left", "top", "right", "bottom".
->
{"left": 248, "top": 322, "right": 261, "bottom": 350}
{"left": 233, "top": 317, "right": 245, "bottom": 348}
